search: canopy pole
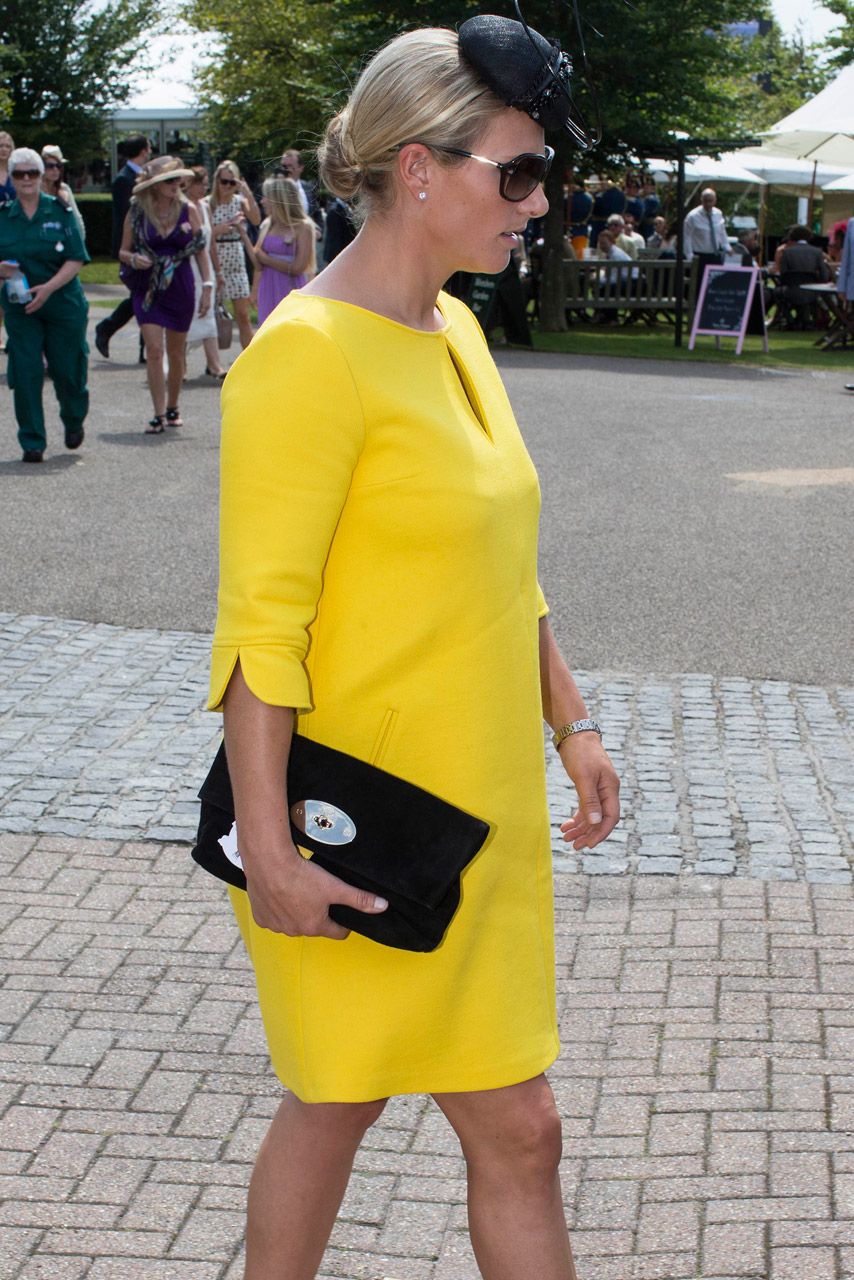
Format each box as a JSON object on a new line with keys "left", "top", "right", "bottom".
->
{"left": 807, "top": 160, "right": 818, "bottom": 229}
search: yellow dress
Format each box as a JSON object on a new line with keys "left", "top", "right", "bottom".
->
{"left": 208, "top": 291, "right": 558, "bottom": 1102}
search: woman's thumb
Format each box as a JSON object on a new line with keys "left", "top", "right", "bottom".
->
{"left": 343, "top": 884, "right": 388, "bottom": 914}
{"left": 576, "top": 784, "right": 602, "bottom": 826}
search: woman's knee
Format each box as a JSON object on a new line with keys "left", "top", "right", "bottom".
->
{"left": 456, "top": 1087, "right": 563, "bottom": 1183}
{"left": 296, "top": 1096, "right": 388, "bottom": 1140}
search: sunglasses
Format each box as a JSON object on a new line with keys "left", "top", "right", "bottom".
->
{"left": 12, "top": 169, "right": 41, "bottom": 180}
{"left": 43, "top": 160, "right": 62, "bottom": 169}
{"left": 219, "top": 177, "right": 237, "bottom": 186}
{"left": 412, "top": 144, "right": 554, "bottom": 202}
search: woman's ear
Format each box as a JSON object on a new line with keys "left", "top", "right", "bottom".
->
{"left": 397, "top": 142, "right": 432, "bottom": 204}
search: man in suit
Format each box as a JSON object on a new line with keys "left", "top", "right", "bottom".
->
{"left": 277, "top": 148, "right": 323, "bottom": 238}
{"left": 94, "top": 134, "right": 151, "bottom": 359}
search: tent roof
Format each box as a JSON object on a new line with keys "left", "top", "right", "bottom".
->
{"left": 725, "top": 149, "right": 851, "bottom": 190}
{"left": 647, "top": 154, "right": 766, "bottom": 186}
{"left": 766, "top": 64, "right": 854, "bottom": 137}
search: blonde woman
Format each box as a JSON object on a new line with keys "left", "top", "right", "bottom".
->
{"left": 119, "top": 156, "right": 213, "bottom": 432}
{"left": 207, "top": 160, "right": 259, "bottom": 347}
{"left": 210, "top": 17, "right": 619, "bottom": 1280}
{"left": 184, "top": 165, "right": 226, "bottom": 379}
{"left": 40, "top": 145, "right": 86, "bottom": 241}
{"left": 253, "top": 176, "right": 315, "bottom": 324}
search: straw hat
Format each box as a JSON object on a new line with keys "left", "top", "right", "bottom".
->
{"left": 133, "top": 155, "right": 196, "bottom": 193}
{"left": 41, "top": 144, "right": 67, "bottom": 164}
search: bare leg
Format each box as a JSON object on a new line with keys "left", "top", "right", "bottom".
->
{"left": 165, "top": 327, "right": 186, "bottom": 408}
{"left": 203, "top": 334, "right": 225, "bottom": 375}
{"left": 244, "top": 1092, "right": 386, "bottom": 1280}
{"left": 433, "top": 1075, "right": 579, "bottom": 1280}
{"left": 141, "top": 323, "right": 166, "bottom": 418}
{"left": 232, "top": 295, "right": 254, "bottom": 348}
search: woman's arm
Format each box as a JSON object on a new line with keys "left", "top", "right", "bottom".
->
{"left": 223, "top": 662, "right": 388, "bottom": 937}
{"left": 539, "top": 616, "right": 620, "bottom": 849}
{"left": 24, "top": 259, "right": 84, "bottom": 314}
{"left": 289, "top": 224, "right": 313, "bottom": 276}
{"left": 118, "top": 210, "right": 153, "bottom": 269}
{"left": 187, "top": 204, "right": 213, "bottom": 314}
{"left": 239, "top": 182, "right": 261, "bottom": 226}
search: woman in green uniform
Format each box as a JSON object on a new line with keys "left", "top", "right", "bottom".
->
{"left": 0, "top": 147, "right": 90, "bottom": 463}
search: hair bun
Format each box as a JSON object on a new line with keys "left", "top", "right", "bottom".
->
{"left": 319, "top": 111, "right": 363, "bottom": 200}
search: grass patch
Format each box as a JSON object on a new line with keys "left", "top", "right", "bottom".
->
{"left": 80, "top": 257, "right": 120, "bottom": 286}
{"left": 532, "top": 322, "right": 854, "bottom": 371}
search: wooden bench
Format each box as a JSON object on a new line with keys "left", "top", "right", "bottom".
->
{"left": 564, "top": 259, "right": 698, "bottom": 327}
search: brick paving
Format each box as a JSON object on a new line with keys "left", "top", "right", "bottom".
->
{"left": 1, "top": 606, "right": 853, "bottom": 1277}
{"left": 2, "top": 837, "right": 854, "bottom": 1278}
{"left": 2, "top": 612, "right": 852, "bottom": 881}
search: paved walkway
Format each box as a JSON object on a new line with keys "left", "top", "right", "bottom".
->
{"left": 1, "top": 607, "right": 853, "bottom": 1278}
{"left": 1, "top": 612, "right": 852, "bottom": 880}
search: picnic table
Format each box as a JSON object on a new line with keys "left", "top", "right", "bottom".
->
{"left": 800, "top": 282, "right": 854, "bottom": 349}
{"left": 564, "top": 258, "right": 697, "bottom": 326}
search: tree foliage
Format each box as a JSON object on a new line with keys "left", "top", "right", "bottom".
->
{"left": 0, "top": 0, "right": 160, "bottom": 159}
{"left": 820, "top": 0, "right": 854, "bottom": 68}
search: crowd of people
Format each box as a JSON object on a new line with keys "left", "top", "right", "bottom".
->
{"left": 0, "top": 130, "right": 357, "bottom": 461}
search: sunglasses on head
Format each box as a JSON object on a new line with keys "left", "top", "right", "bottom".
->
{"left": 408, "top": 143, "right": 554, "bottom": 201}
{"left": 12, "top": 169, "right": 41, "bottom": 179}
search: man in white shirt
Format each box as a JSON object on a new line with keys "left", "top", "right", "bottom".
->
{"left": 683, "top": 188, "right": 729, "bottom": 267}
{"left": 606, "top": 213, "right": 642, "bottom": 260}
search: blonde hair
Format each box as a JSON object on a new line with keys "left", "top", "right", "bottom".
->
{"left": 318, "top": 27, "right": 506, "bottom": 219}
{"left": 261, "top": 176, "right": 317, "bottom": 274}
{"left": 132, "top": 184, "right": 188, "bottom": 233}
{"left": 210, "top": 159, "right": 241, "bottom": 207}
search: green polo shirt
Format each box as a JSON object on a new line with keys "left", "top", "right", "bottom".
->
{"left": 0, "top": 193, "right": 90, "bottom": 291}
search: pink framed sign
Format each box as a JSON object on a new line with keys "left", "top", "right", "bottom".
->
{"left": 689, "top": 265, "right": 767, "bottom": 355}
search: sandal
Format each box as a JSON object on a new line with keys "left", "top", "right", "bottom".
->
{"left": 145, "top": 415, "right": 165, "bottom": 434}
{"left": 165, "top": 406, "right": 184, "bottom": 428}
{"left": 205, "top": 366, "right": 226, "bottom": 380}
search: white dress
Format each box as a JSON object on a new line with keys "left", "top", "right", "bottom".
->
{"left": 187, "top": 201, "right": 217, "bottom": 346}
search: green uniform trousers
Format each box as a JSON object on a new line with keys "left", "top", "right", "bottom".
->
{"left": 5, "top": 285, "right": 89, "bottom": 453}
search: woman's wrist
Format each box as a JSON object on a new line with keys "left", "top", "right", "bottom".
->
{"left": 202, "top": 280, "right": 214, "bottom": 288}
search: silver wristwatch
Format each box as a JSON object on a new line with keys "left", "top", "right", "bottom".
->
{"left": 552, "top": 718, "right": 602, "bottom": 751}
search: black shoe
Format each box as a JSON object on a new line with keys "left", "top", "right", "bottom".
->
{"left": 94, "top": 323, "right": 110, "bottom": 359}
{"left": 845, "top": 384, "right": 854, "bottom": 391}
{"left": 22, "top": 449, "right": 44, "bottom": 463}
{"left": 66, "top": 430, "right": 84, "bottom": 450}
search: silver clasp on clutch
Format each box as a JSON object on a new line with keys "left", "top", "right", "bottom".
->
{"left": 290, "top": 800, "right": 357, "bottom": 846}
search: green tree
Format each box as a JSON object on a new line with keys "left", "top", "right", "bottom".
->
{"left": 0, "top": 0, "right": 159, "bottom": 159}
{"left": 820, "top": 0, "right": 854, "bottom": 68}
{"left": 182, "top": 0, "right": 343, "bottom": 173}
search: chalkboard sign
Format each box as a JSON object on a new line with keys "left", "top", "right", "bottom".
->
{"left": 689, "top": 265, "right": 765, "bottom": 355}
{"left": 466, "top": 262, "right": 533, "bottom": 347}
{"left": 467, "top": 274, "right": 500, "bottom": 330}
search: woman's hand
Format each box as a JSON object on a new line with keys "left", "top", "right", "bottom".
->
{"left": 243, "top": 838, "right": 388, "bottom": 940}
{"left": 557, "top": 732, "right": 621, "bottom": 850}
{"left": 132, "top": 252, "right": 153, "bottom": 269}
{"left": 198, "top": 290, "right": 211, "bottom": 317}
{"left": 0, "top": 261, "right": 16, "bottom": 279}
{"left": 24, "top": 282, "right": 53, "bottom": 314}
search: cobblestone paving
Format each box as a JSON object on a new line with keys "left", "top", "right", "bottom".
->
{"left": 1, "top": 613, "right": 852, "bottom": 882}
{"left": 2, "top": 834, "right": 854, "bottom": 1279}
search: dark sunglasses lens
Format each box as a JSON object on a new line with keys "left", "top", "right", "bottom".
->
{"left": 502, "top": 155, "right": 550, "bottom": 201}
{"left": 13, "top": 170, "right": 40, "bottom": 179}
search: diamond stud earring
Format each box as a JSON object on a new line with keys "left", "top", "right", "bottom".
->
{"left": 418, "top": 190, "right": 427, "bottom": 201}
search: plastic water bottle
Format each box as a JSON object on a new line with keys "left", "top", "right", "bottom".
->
{"left": 3, "top": 261, "right": 33, "bottom": 304}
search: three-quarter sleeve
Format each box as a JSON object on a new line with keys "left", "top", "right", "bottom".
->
{"left": 208, "top": 319, "right": 365, "bottom": 712}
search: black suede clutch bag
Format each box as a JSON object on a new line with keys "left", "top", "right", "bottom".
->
{"left": 192, "top": 735, "right": 491, "bottom": 952}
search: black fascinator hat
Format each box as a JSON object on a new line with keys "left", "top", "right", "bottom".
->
{"left": 459, "top": 13, "right": 586, "bottom": 142}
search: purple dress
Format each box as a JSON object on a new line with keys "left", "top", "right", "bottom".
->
{"left": 131, "top": 216, "right": 196, "bottom": 332}
{"left": 257, "top": 232, "right": 307, "bottom": 325}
